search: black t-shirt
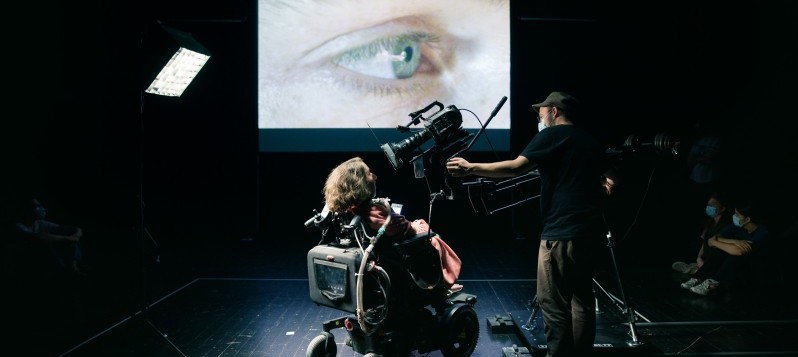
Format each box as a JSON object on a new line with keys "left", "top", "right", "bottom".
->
{"left": 520, "top": 124, "right": 606, "bottom": 240}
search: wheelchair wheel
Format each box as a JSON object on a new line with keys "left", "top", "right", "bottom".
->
{"left": 307, "top": 331, "right": 337, "bottom": 357}
{"left": 440, "top": 305, "right": 479, "bottom": 357}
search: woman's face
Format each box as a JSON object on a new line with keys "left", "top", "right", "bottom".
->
{"left": 707, "top": 197, "right": 724, "bottom": 213}
{"left": 258, "top": 0, "right": 510, "bottom": 129}
{"left": 364, "top": 165, "right": 377, "bottom": 197}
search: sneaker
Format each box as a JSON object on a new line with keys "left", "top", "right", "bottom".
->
{"left": 690, "top": 279, "right": 719, "bottom": 295}
{"left": 672, "top": 261, "right": 699, "bottom": 274}
{"left": 680, "top": 278, "right": 702, "bottom": 290}
{"left": 686, "top": 263, "right": 699, "bottom": 274}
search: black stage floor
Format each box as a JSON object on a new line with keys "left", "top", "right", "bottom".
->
{"left": 8, "top": 228, "right": 798, "bottom": 357}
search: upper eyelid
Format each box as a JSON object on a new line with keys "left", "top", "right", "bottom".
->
{"left": 331, "top": 37, "right": 447, "bottom": 97}
{"left": 299, "top": 17, "right": 447, "bottom": 65}
{"left": 296, "top": 20, "right": 453, "bottom": 98}
{"left": 334, "top": 32, "right": 440, "bottom": 64}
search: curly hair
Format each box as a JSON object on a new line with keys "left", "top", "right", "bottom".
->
{"left": 323, "top": 157, "right": 375, "bottom": 212}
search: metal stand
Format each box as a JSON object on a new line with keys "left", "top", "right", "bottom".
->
{"left": 604, "top": 230, "right": 643, "bottom": 347}
{"left": 137, "top": 82, "right": 187, "bottom": 357}
{"left": 521, "top": 231, "right": 643, "bottom": 348}
{"left": 136, "top": 200, "right": 186, "bottom": 357}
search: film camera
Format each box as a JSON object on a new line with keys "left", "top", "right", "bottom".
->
{"left": 381, "top": 101, "right": 473, "bottom": 171}
{"left": 304, "top": 199, "right": 479, "bottom": 357}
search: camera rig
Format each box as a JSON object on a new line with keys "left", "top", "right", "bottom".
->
{"left": 460, "top": 132, "right": 681, "bottom": 215}
{"left": 381, "top": 101, "right": 473, "bottom": 171}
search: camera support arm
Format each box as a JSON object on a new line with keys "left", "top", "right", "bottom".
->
{"left": 460, "top": 171, "right": 541, "bottom": 215}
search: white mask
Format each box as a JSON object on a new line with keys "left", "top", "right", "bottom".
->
{"left": 538, "top": 121, "right": 547, "bottom": 132}
{"left": 537, "top": 111, "right": 551, "bottom": 132}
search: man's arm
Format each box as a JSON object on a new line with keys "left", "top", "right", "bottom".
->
{"left": 26, "top": 221, "right": 82, "bottom": 243}
{"left": 446, "top": 156, "right": 536, "bottom": 178}
{"left": 35, "top": 231, "right": 80, "bottom": 243}
{"left": 707, "top": 236, "right": 752, "bottom": 256}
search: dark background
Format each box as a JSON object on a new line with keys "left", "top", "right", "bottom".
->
{"left": 2, "top": 0, "right": 796, "bottom": 355}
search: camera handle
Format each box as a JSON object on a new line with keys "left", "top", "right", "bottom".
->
{"left": 398, "top": 101, "right": 444, "bottom": 132}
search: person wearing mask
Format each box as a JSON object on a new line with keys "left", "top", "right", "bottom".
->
{"left": 14, "top": 198, "right": 85, "bottom": 276}
{"left": 672, "top": 190, "right": 734, "bottom": 275}
{"left": 679, "top": 200, "right": 769, "bottom": 295}
{"left": 447, "top": 91, "right": 612, "bottom": 357}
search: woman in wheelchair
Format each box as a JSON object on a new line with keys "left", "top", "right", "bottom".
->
{"left": 322, "top": 156, "right": 463, "bottom": 293}
{"left": 306, "top": 156, "right": 478, "bottom": 357}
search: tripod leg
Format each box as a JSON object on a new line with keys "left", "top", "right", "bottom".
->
{"left": 522, "top": 295, "right": 540, "bottom": 330}
{"left": 592, "top": 281, "right": 602, "bottom": 314}
{"left": 604, "top": 231, "right": 644, "bottom": 347}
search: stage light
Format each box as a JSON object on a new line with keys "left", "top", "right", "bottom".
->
{"left": 145, "top": 24, "right": 210, "bottom": 97}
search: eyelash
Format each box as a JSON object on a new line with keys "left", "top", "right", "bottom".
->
{"left": 330, "top": 32, "right": 443, "bottom": 97}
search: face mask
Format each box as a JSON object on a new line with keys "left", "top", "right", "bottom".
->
{"left": 705, "top": 205, "right": 717, "bottom": 217}
{"left": 537, "top": 111, "right": 551, "bottom": 132}
{"left": 34, "top": 206, "right": 46, "bottom": 220}
{"left": 732, "top": 214, "right": 744, "bottom": 227}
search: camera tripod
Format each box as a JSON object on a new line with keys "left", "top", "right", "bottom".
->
{"left": 521, "top": 231, "right": 643, "bottom": 347}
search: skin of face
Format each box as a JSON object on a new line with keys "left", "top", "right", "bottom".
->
{"left": 258, "top": 0, "right": 510, "bottom": 129}
{"left": 365, "top": 165, "right": 377, "bottom": 196}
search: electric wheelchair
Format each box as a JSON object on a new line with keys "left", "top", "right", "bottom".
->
{"left": 304, "top": 199, "right": 479, "bottom": 357}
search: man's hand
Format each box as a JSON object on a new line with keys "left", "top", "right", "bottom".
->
{"left": 709, "top": 236, "right": 754, "bottom": 255}
{"left": 602, "top": 177, "right": 616, "bottom": 196}
{"left": 730, "top": 240, "right": 754, "bottom": 254}
{"left": 446, "top": 157, "right": 471, "bottom": 177}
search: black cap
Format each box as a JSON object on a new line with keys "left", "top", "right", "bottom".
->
{"left": 531, "top": 91, "right": 579, "bottom": 113}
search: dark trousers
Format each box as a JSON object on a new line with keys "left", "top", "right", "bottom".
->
{"left": 537, "top": 239, "right": 597, "bottom": 357}
{"left": 695, "top": 246, "right": 750, "bottom": 288}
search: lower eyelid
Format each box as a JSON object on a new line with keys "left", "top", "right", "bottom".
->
{"left": 344, "top": 75, "right": 434, "bottom": 97}
{"left": 337, "top": 44, "right": 446, "bottom": 97}
{"left": 319, "top": 26, "right": 447, "bottom": 89}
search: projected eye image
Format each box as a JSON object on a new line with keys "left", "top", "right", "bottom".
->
{"left": 257, "top": 0, "right": 510, "bottom": 152}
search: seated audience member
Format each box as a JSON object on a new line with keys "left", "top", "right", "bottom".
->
{"left": 679, "top": 200, "right": 769, "bottom": 295}
{"left": 322, "top": 157, "right": 463, "bottom": 292}
{"left": 672, "top": 190, "right": 733, "bottom": 275}
{"left": 14, "top": 198, "right": 86, "bottom": 276}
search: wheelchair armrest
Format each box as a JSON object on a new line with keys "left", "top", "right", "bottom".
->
{"left": 395, "top": 231, "right": 437, "bottom": 247}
